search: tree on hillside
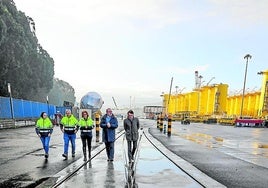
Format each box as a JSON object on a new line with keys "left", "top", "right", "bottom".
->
{"left": 48, "top": 78, "right": 76, "bottom": 106}
{"left": 0, "top": 0, "right": 54, "bottom": 101}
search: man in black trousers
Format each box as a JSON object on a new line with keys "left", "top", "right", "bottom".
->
{"left": 123, "top": 110, "right": 140, "bottom": 164}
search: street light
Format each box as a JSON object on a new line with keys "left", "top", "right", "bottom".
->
{"left": 167, "top": 77, "right": 173, "bottom": 115}
{"left": 240, "top": 54, "right": 252, "bottom": 119}
{"left": 7, "top": 83, "right": 14, "bottom": 120}
{"left": 46, "top": 96, "right": 49, "bottom": 117}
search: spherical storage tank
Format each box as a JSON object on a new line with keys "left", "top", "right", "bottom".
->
{"left": 80, "top": 91, "right": 104, "bottom": 114}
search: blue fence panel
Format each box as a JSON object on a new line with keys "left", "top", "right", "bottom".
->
{"left": 0, "top": 97, "right": 11, "bottom": 118}
{"left": 0, "top": 96, "right": 60, "bottom": 119}
{"left": 32, "top": 102, "right": 55, "bottom": 118}
{"left": 48, "top": 105, "right": 56, "bottom": 119}
{"left": 30, "top": 102, "right": 38, "bottom": 118}
{"left": 32, "top": 101, "right": 43, "bottom": 118}
{"left": 56, "top": 106, "right": 72, "bottom": 116}
{"left": 41, "top": 103, "right": 48, "bottom": 114}
{"left": 23, "top": 100, "right": 32, "bottom": 118}
{"left": 13, "top": 99, "right": 24, "bottom": 118}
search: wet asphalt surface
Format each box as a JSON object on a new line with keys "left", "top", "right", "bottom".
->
{"left": 0, "top": 123, "right": 112, "bottom": 188}
{"left": 52, "top": 128, "right": 206, "bottom": 188}
{"left": 0, "top": 119, "right": 268, "bottom": 188}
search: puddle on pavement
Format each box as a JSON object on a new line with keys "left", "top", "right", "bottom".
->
{"left": 53, "top": 134, "right": 203, "bottom": 188}
{"left": 135, "top": 137, "right": 203, "bottom": 188}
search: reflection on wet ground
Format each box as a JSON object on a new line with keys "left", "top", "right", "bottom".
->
{"left": 136, "top": 138, "right": 202, "bottom": 188}
{"left": 172, "top": 124, "right": 268, "bottom": 168}
{"left": 57, "top": 130, "right": 202, "bottom": 188}
{"left": 2, "top": 120, "right": 267, "bottom": 187}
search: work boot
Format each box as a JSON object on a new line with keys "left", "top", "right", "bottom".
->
{"left": 83, "top": 149, "right": 87, "bottom": 161}
{"left": 83, "top": 152, "right": 87, "bottom": 161}
{"left": 45, "top": 153, "right": 49, "bottom": 159}
{"left": 62, "top": 153, "right": 68, "bottom": 160}
{"left": 88, "top": 146, "right": 91, "bottom": 160}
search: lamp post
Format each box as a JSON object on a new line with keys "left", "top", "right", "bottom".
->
{"left": 46, "top": 96, "right": 49, "bottom": 117}
{"left": 167, "top": 77, "right": 173, "bottom": 115}
{"left": 240, "top": 54, "right": 252, "bottom": 119}
{"left": 7, "top": 83, "right": 14, "bottom": 120}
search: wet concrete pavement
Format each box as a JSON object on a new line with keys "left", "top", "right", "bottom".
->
{"left": 149, "top": 121, "right": 268, "bottom": 188}
{"left": 0, "top": 123, "right": 113, "bottom": 187}
{"left": 50, "top": 128, "right": 218, "bottom": 188}
{"left": 1, "top": 119, "right": 268, "bottom": 188}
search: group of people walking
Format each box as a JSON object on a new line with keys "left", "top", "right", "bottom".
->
{"left": 35, "top": 108, "right": 140, "bottom": 163}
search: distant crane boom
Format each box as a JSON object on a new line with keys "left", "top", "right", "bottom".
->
{"left": 112, "top": 97, "right": 118, "bottom": 109}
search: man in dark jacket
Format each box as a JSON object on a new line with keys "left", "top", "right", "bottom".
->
{"left": 100, "top": 108, "right": 118, "bottom": 161}
{"left": 123, "top": 110, "right": 140, "bottom": 163}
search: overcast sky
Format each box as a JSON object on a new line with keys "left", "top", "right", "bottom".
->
{"left": 14, "top": 0, "right": 268, "bottom": 109}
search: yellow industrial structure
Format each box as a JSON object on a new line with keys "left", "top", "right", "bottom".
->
{"left": 161, "top": 70, "right": 268, "bottom": 124}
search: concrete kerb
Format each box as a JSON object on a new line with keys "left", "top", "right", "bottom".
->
{"left": 0, "top": 119, "right": 35, "bottom": 129}
{"left": 145, "top": 128, "right": 226, "bottom": 188}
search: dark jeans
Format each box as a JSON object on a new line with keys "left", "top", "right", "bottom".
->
{"left": 127, "top": 140, "right": 137, "bottom": 161}
{"left": 105, "top": 142, "right": 115, "bottom": 160}
{"left": 81, "top": 134, "right": 92, "bottom": 156}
